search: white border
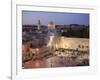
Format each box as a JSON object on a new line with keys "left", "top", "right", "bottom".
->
{"left": 12, "top": 4, "right": 97, "bottom": 80}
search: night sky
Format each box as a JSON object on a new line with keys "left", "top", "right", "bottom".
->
{"left": 22, "top": 11, "right": 89, "bottom": 26}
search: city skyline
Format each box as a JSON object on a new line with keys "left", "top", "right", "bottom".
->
{"left": 22, "top": 11, "right": 89, "bottom": 26}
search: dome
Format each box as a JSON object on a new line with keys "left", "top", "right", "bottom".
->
{"left": 48, "top": 21, "right": 55, "bottom": 29}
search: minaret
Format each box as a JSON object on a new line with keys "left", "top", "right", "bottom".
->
{"left": 37, "top": 20, "right": 41, "bottom": 30}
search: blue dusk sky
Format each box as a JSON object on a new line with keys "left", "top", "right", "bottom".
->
{"left": 22, "top": 11, "right": 89, "bottom": 26}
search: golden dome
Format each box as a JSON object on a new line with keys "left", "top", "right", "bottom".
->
{"left": 48, "top": 21, "right": 55, "bottom": 29}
